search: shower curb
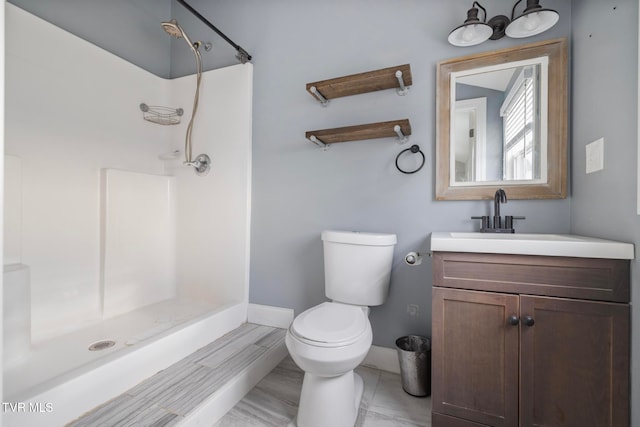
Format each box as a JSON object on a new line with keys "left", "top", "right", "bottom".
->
{"left": 65, "top": 324, "right": 287, "bottom": 427}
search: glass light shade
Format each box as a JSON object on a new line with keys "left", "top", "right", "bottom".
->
{"left": 505, "top": 9, "right": 559, "bottom": 38}
{"left": 448, "top": 22, "right": 493, "bottom": 47}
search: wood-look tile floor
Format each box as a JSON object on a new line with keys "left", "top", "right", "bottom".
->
{"left": 213, "top": 356, "right": 432, "bottom": 427}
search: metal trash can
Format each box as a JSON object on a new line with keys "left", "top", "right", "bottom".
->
{"left": 395, "top": 335, "right": 431, "bottom": 397}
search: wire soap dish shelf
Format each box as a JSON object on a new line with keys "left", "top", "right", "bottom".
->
{"left": 140, "top": 103, "right": 184, "bottom": 125}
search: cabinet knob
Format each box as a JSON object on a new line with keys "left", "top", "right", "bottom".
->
{"left": 507, "top": 315, "right": 520, "bottom": 326}
{"left": 523, "top": 315, "right": 535, "bottom": 327}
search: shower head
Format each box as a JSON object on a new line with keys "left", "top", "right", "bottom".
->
{"left": 161, "top": 19, "right": 198, "bottom": 54}
{"left": 161, "top": 19, "right": 184, "bottom": 38}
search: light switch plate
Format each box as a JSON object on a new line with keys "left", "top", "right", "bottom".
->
{"left": 586, "top": 138, "right": 604, "bottom": 174}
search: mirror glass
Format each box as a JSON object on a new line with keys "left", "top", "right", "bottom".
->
{"left": 436, "top": 39, "right": 567, "bottom": 200}
{"left": 452, "top": 57, "right": 547, "bottom": 186}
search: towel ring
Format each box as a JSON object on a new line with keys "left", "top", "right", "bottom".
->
{"left": 395, "top": 144, "right": 425, "bottom": 174}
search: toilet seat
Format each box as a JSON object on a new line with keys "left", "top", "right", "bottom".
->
{"left": 290, "top": 302, "right": 368, "bottom": 347}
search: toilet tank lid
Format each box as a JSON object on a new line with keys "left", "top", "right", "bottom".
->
{"left": 321, "top": 230, "right": 397, "bottom": 246}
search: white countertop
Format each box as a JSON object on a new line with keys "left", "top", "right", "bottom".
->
{"left": 430, "top": 232, "right": 635, "bottom": 259}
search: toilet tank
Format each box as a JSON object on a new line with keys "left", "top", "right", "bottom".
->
{"left": 322, "top": 230, "right": 397, "bottom": 306}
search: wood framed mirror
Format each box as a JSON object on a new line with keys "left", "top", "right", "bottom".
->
{"left": 436, "top": 38, "right": 568, "bottom": 200}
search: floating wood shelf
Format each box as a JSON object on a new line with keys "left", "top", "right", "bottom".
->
{"left": 306, "top": 119, "right": 411, "bottom": 147}
{"left": 307, "top": 64, "right": 412, "bottom": 104}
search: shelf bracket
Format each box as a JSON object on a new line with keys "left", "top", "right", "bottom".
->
{"left": 309, "top": 86, "right": 330, "bottom": 106}
{"left": 308, "top": 135, "right": 330, "bottom": 151}
{"left": 395, "top": 70, "right": 410, "bottom": 96}
{"left": 394, "top": 125, "right": 410, "bottom": 144}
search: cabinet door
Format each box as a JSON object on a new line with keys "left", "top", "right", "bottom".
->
{"left": 432, "top": 287, "right": 520, "bottom": 427}
{"left": 520, "top": 296, "right": 630, "bottom": 427}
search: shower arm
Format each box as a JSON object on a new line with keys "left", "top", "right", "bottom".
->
{"left": 176, "top": 0, "right": 252, "bottom": 64}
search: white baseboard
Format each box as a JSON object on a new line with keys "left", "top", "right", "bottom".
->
{"left": 247, "top": 303, "right": 294, "bottom": 329}
{"left": 361, "top": 345, "right": 400, "bottom": 374}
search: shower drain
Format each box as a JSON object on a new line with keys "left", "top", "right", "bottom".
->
{"left": 88, "top": 340, "right": 116, "bottom": 351}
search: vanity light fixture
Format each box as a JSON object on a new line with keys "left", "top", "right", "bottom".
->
{"left": 448, "top": 0, "right": 559, "bottom": 47}
{"left": 505, "top": 0, "right": 559, "bottom": 38}
{"left": 447, "top": 2, "right": 496, "bottom": 47}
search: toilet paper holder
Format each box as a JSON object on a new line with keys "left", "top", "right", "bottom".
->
{"left": 405, "top": 251, "right": 423, "bottom": 266}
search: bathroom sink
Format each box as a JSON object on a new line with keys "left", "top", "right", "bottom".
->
{"left": 430, "top": 232, "right": 634, "bottom": 259}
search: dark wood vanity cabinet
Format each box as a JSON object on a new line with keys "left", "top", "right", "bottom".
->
{"left": 431, "top": 252, "right": 630, "bottom": 427}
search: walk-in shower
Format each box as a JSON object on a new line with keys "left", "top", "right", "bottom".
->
{"left": 4, "top": 4, "right": 253, "bottom": 425}
{"left": 162, "top": 18, "right": 211, "bottom": 176}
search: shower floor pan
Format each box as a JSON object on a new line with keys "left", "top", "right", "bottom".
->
{"left": 3, "top": 299, "right": 246, "bottom": 426}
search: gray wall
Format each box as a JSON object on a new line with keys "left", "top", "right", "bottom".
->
{"left": 570, "top": 1, "right": 639, "bottom": 426}
{"left": 181, "top": 0, "right": 571, "bottom": 348}
{"left": 7, "top": 0, "right": 174, "bottom": 78}
{"left": 5, "top": 0, "right": 246, "bottom": 77}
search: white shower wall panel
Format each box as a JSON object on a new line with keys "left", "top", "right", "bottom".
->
{"left": 4, "top": 155, "right": 22, "bottom": 265}
{"left": 168, "top": 64, "right": 253, "bottom": 306}
{"left": 5, "top": 5, "right": 173, "bottom": 342}
{"left": 102, "top": 170, "right": 176, "bottom": 319}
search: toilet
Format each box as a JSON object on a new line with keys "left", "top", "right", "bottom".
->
{"left": 285, "top": 230, "right": 397, "bottom": 427}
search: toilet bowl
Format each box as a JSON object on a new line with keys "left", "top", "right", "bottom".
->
{"left": 286, "top": 302, "right": 372, "bottom": 427}
{"left": 285, "top": 230, "right": 397, "bottom": 427}
{"left": 286, "top": 302, "right": 372, "bottom": 376}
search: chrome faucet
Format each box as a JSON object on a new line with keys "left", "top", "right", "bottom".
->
{"left": 472, "top": 188, "right": 525, "bottom": 233}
